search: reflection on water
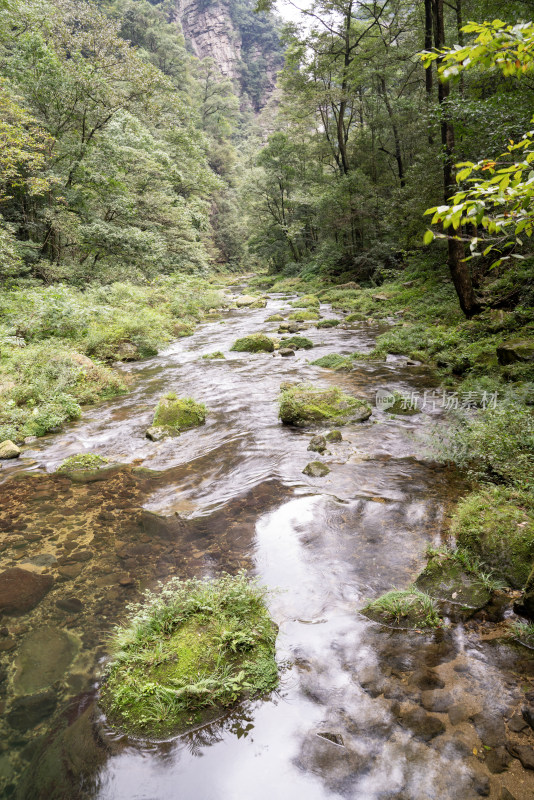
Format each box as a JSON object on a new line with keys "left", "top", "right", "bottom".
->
{"left": 1, "top": 293, "right": 533, "bottom": 799}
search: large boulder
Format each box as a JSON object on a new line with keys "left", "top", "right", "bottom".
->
{"left": 0, "top": 440, "right": 20, "bottom": 459}
{"left": 230, "top": 334, "right": 274, "bottom": 353}
{"left": 0, "top": 568, "right": 53, "bottom": 615}
{"left": 150, "top": 393, "right": 206, "bottom": 436}
{"left": 497, "top": 340, "right": 534, "bottom": 365}
{"left": 236, "top": 295, "right": 259, "bottom": 308}
{"left": 279, "top": 383, "right": 372, "bottom": 426}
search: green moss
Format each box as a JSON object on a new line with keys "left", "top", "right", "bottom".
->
{"left": 57, "top": 453, "right": 109, "bottom": 472}
{"left": 279, "top": 336, "right": 314, "bottom": 350}
{"left": 279, "top": 383, "right": 372, "bottom": 426}
{"left": 451, "top": 487, "right": 534, "bottom": 589}
{"left": 316, "top": 319, "right": 340, "bottom": 328}
{"left": 266, "top": 314, "right": 285, "bottom": 322}
{"left": 202, "top": 351, "right": 225, "bottom": 360}
{"left": 291, "top": 295, "right": 320, "bottom": 308}
{"left": 100, "top": 572, "right": 278, "bottom": 737}
{"left": 288, "top": 310, "right": 320, "bottom": 321}
{"left": 312, "top": 354, "right": 352, "bottom": 371}
{"left": 153, "top": 393, "right": 206, "bottom": 433}
{"left": 344, "top": 313, "right": 366, "bottom": 322}
{"left": 230, "top": 334, "right": 275, "bottom": 353}
{"left": 386, "top": 391, "right": 419, "bottom": 415}
{"left": 325, "top": 429, "right": 342, "bottom": 443}
{"left": 415, "top": 553, "right": 491, "bottom": 611}
{"left": 362, "top": 589, "right": 442, "bottom": 629}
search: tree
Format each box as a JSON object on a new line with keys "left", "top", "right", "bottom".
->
{"left": 423, "top": 20, "right": 534, "bottom": 271}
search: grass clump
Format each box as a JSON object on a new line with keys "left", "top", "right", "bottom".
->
{"left": 279, "top": 336, "right": 314, "bottom": 350}
{"left": 56, "top": 453, "right": 109, "bottom": 472}
{"left": 202, "top": 351, "right": 225, "bottom": 360}
{"left": 230, "top": 334, "right": 274, "bottom": 353}
{"left": 279, "top": 383, "right": 372, "bottom": 426}
{"left": 316, "top": 319, "right": 340, "bottom": 328}
{"left": 291, "top": 295, "right": 320, "bottom": 309}
{"left": 512, "top": 620, "right": 534, "bottom": 648}
{"left": 362, "top": 588, "right": 442, "bottom": 629}
{"left": 100, "top": 572, "right": 278, "bottom": 737}
{"left": 451, "top": 486, "right": 534, "bottom": 589}
{"left": 312, "top": 354, "right": 352, "bottom": 371}
{"left": 153, "top": 393, "right": 206, "bottom": 434}
{"left": 288, "top": 310, "right": 320, "bottom": 322}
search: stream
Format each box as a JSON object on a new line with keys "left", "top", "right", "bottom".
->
{"left": 1, "top": 290, "right": 533, "bottom": 800}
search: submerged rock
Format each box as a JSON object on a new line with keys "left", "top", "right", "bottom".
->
{"left": 279, "top": 383, "right": 372, "bottom": 426}
{"left": 303, "top": 461, "right": 330, "bottom": 477}
{"left": 0, "top": 440, "right": 20, "bottom": 459}
{"left": 14, "top": 627, "right": 80, "bottom": 694}
{"left": 7, "top": 689, "right": 57, "bottom": 731}
{"left": 0, "top": 568, "right": 53, "bottom": 615}
{"left": 230, "top": 334, "right": 275, "bottom": 353}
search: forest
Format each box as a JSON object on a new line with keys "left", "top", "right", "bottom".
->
{"left": 0, "top": 0, "right": 534, "bottom": 797}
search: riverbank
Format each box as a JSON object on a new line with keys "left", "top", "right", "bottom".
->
{"left": 0, "top": 276, "right": 227, "bottom": 444}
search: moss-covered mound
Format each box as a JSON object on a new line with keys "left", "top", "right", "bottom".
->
{"left": 202, "top": 351, "right": 225, "bottom": 360}
{"left": 266, "top": 314, "right": 285, "bottom": 322}
{"left": 55, "top": 453, "right": 120, "bottom": 483}
{"left": 451, "top": 487, "right": 534, "bottom": 589}
{"left": 153, "top": 393, "right": 206, "bottom": 435}
{"left": 316, "top": 319, "right": 340, "bottom": 328}
{"left": 279, "top": 336, "right": 314, "bottom": 350}
{"left": 291, "top": 295, "right": 320, "bottom": 308}
{"left": 385, "top": 391, "right": 419, "bottom": 415}
{"left": 57, "top": 453, "right": 108, "bottom": 472}
{"left": 288, "top": 310, "right": 320, "bottom": 322}
{"left": 362, "top": 589, "right": 442, "bottom": 629}
{"left": 230, "top": 334, "right": 275, "bottom": 353}
{"left": 100, "top": 573, "right": 278, "bottom": 737}
{"left": 279, "top": 383, "right": 372, "bottom": 426}
{"left": 415, "top": 554, "right": 491, "bottom": 616}
{"left": 312, "top": 354, "right": 353, "bottom": 371}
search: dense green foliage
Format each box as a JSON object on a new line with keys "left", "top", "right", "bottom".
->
{"left": 101, "top": 572, "right": 278, "bottom": 736}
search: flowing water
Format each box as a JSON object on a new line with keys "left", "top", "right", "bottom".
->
{"left": 1, "top": 292, "right": 533, "bottom": 800}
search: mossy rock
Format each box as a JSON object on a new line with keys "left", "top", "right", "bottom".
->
{"left": 152, "top": 393, "right": 206, "bottom": 435}
{"left": 279, "top": 383, "right": 372, "bottom": 426}
{"left": 202, "top": 351, "right": 225, "bottom": 360}
{"left": 230, "top": 334, "right": 275, "bottom": 353}
{"left": 303, "top": 460, "right": 330, "bottom": 477}
{"left": 515, "top": 564, "right": 534, "bottom": 620}
{"left": 384, "top": 391, "right": 419, "bottom": 415}
{"left": 415, "top": 555, "right": 491, "bottom": 619}
{"left": 312, "top": 354, "right": 353, "bottom": 372}
{"left": 344, "top": 313, "right": 366, "bottom": 323}
{"left": 100, "top": 573, "right": 278, "bottom": 737}
{"left": 291, "top": 295, "right": 320, "bottom": 309}
{"left": 279, "top": 336, "right": 314, "bottom": 350}
{"left": 325, "top": 429, "right": 342, "bottom": 443}
{"left": 497, "top": 340, "right": 534, "bottom": 365}
{"left": 451, "top": 487, "right": 534, "bottom": 589}
{"left": 316, "top": 319, "right": 340, "bottom": 329}
{"left": 249, "top": 299, "right": 267, "bottom": 309}
{"left": 173, "top": 322, "right": 195, "bottom": 338}
{"left": 266, "top": 314, "right": 285, "bottom": 322}
{"left": 362, "top": 589, "right": 442, "bottom": 630}
{"left": 288, "top": 310, "right": 321, "bottom": 322}
{"left": 55, "top": 453, "right": 120, "bottom": 483}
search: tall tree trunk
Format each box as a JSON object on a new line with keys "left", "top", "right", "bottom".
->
{"left": 379, "top": 77, "right": 405, "bottom": 187}
{"left": 433, "top": 0, "right": 480, "bottom": 318}
{"left": 424, "top": 0, "right": 434, "bottom": 143}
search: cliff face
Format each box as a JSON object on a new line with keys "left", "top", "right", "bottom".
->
{"left": 177, "top": 0, "right": 242, "bottom": 81}
{"left": 175, "top": 0, "right": 283, "bottom": 110}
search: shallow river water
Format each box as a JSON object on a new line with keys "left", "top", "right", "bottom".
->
{"left": 1, "top": 291, "right": 534, "bottom": 800}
